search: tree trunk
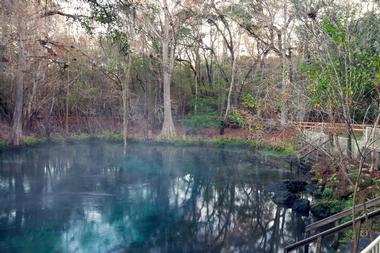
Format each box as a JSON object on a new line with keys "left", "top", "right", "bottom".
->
{"left": 223, "top": 33, "right": 241, "bottom": 121}
{"left": 122, "top": 54, "right": 132, "bottom": 149}
{"left": 26, "top": 63, "right": 41, "bottom": 130}
{"left": 10, "top": 14, "right": 26, "bottom": 146}
{"left": 160, "top": 0, "right": 176, "bottom": 137}
{"left": 65, "top": 69, "right": 69, "bottom": 136}
{"left": 280, "top": 1, "right": 289, "bottom": 127}
{"left": 370, "top": 144, "right": 377, "bottom": 174}
{"left": 194, "top": 46, "right": 200, "bottom": 114}
{"left": 223, "top": 53, "right": 238, "bottom": 121}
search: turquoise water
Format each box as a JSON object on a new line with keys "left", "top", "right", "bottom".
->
{"left": 0, "top": 141, "right": 307, "bottom": 253}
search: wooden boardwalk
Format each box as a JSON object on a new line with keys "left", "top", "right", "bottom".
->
{"left": 292, "top": 121, "right": 373, "bottom": 134}
{"left": 284, "top": 197, "right": 380, "bottom": 253}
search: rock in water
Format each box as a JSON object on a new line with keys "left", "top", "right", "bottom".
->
{"left": 265, "top": 182, "right": 288, "bottom": 193}
{"left": 266, "top": 180, "right": 308, "bottom": 194}
{"left": 273, "top": 191, "right": 299, "bottom": 207}
{"left": 283, "top": 180, "right": 308, "bottom": 193}
{"left": 292, "top": 199, "right": 310, "bottom": 216}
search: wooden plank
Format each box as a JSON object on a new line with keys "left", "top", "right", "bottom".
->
{"left": 305, "top": 196, "right": 380, "bottom": 232}
{"left": 292, "top": 121, "right": 373, "bottom": 134}
{"left": 316, "top": 236, "right": 322, "bottom": 253}
{"left": 298, "top": 139, "right": 329, "bottom": 160}
{"left": 284, "top": 208, "right": 380, "bottom": 252}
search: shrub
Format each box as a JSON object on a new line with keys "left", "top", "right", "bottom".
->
{"left": 227, "top": 112, "right": 243, "bottom": 127}
{"left": 241, "top": 94, "right": 256, "bottom": 111}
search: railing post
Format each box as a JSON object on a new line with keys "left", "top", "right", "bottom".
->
{"left": 335, "top": 219, "right": 340, "bottom": 241}
{"left": 353, "top": 220, "right": 362, "bottom": 253}
{"left": 316, "top": 236, "right": 322, "bottom": 253}
{"left": 304, "top": 231, "right": 310, "bottom": 253}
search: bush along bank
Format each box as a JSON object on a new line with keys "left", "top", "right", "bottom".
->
{"left": 309, "top": 157, "right": 380, "bottom": 219}
{"left": 306, "top": 156, "right": 380, "bottom": 250}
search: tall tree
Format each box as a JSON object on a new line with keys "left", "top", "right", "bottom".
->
{"left": 205, "top": 1, "right": 242, "bottom": 134}
{"left": 160, "top": 0, "right": 177, "bottom": 137}
{"left": 12, "top": 9, "right": 26, "bottom": 145}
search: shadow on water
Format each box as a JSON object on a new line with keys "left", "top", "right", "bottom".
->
{"left": 0, "top": 141, "right": 309, "bottom": 253}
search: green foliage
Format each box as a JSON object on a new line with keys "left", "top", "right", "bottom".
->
{"left": 374, "top": 178, "right": 380, "bottom": 188}
{"left": 0, "top": 139, "right": 7, "bottom": 150}
{"left": 321, "top": 17, "right": 347, "bottom": 46}
{"left": 88, "top": 1, "right": 118, "bottom": 24}
{"left": 241, "top": 94, "right": 256, "bottom": 110}
{"left": 313, "top": 187, "right": 339, "bottom": 200}
{"left": 343, "top": 198, "right": 353, "bottom": 210}
{"left": 68, "top": 133, "right": 92, "bottom": 141}
{"left": 303, "top": 13, "right": 380, "bottom": 122}
{"left": 98, "top": 132, "right": 123, "bottom": 142}
{"left": 227, "top": 112, "right": 243, "bottom": 126}
{"left": 0, "top": 131, "right": 293, "bottom": 157}
{"left": 321, "top": 188, "right": 336, "bottom": 200}
{"left": 181, "top": 111, "right": 220, "bottom": 129}
{"left": 111, "top": 30, "right": 129, "bottom": 56}
{"left": 340, "top": 229, "right": 354, "bottom": 244}
{"left": 354, "top": 12, "right": 380, "bottom": 56}
{"left": 79, "top": 19, "right": 94, "bottom": 35}
{"left": 24, "top": 136, "right": 49, "bottom": 146}
{"left": 258, "top": 145, "right": 295, "bottom": 157}
{"left": 153, "top": 136, "right": 293, "bottom": 156}
{"left": 223, "top": 5, "right": 251, "bottom": 20}
{"left": 181, "top": 93, "right": 222, "bottom": 130}
{"left": 50, "top": 136, "right": 65, "bottom": 142}
{"left": 311, "top": 199, "right": 344, "bottom": 218}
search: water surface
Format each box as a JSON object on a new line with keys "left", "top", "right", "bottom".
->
{"left": 0, "top": 141, "right": 308, "bottom": 253}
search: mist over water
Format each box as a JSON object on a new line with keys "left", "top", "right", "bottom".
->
{"left": 0, "top": 141, "right": 307, "bottom": 253}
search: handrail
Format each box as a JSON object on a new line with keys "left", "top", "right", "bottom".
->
{"left": 284, "top": 208, "right": 380, "bottom": 252}
{"left": 361, "top": 235, "right": 380, "bottom": 253}
{"left": 291, "top": 121, "right": 376, "bottom": 134}
{"left": 306, "top": 196, "right": 380, "bottom": 233}
{"left": 298, "top": 139, "right": 329, "bottom": 161}
{"left": 292, "top": 121, "right": 372, "bottom": 128}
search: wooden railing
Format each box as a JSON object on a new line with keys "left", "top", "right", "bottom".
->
{"left": 285, "top": 208, "right": 380, "bottom": 252}
{"left": 305, "top": 197, "right": 380, "bottom": 233}
{"left": 297, "top": 139, "right": 329, "bottom": 161}
{"left": 284, "top": 197, "right": 380, "bottom": 253}
{"left": 361, "top": 235, "right": 380, "bottom": 253}
{"left": 292, "top": 121, "right": 371, "bottom": 134}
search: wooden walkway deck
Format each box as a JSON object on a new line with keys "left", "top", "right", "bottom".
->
{"left": 285, "top": 196, "right": 380, "bottom": 253}
{"left": 292, "top": 121, "right": 373, "bottom": 134}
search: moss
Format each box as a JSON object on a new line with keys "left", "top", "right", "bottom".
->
{"left": 258, "top": 145, "right": 295, "bottom": 157}
{"left": 49, "top": 135, "right": 65, "bottom": 142}
{"left": 98, "top": 132, "right": 123, "bottom": 142}
{"left": 23, "top": 136, "right": 49, "bottom": 146}
{"left": 146, "top": 136, "right": 294, "bottom": 157}
{"left": 0, "top": 133, "right": 295, "bottom": 158}
{"left": 67, "top": 133, "right": 92, "bottom": 141}
{"left": 0, "top": 139, "right": 7, "bottom": 150}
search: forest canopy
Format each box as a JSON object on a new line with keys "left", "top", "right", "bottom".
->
{"left": 0, "top": 0, "right": 379, "bottom": 145}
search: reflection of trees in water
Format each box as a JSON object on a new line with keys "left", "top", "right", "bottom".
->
{"left": 119, "top": 147, "right": 306, "bottom": 253}
{"left": 0, "top": 142, "right": 305, "bottom": 253}
{"left": 0, "top": 145, "right": 73, "bottom": 252}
